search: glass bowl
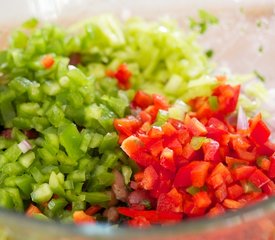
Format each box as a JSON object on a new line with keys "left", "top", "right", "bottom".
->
{"left": 0, "top": 0, "right": 275, "bottom": 239}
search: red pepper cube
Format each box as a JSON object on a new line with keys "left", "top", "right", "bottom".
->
{"left": 249, "top": 114, "right": 270, "bottom": 145}
{"left": 183, "top": 200, "right": 206, "bottom": 217}
{"left": 208, "top": 203, "right": 225, "bottom": 217}
{"left": 139, "top": 111, "right": 152, "bottom": 124}
{"left": 213, "top": 84, "right": 240, "bottom": 114}
{"left": 121, "top": 136, "right": 155, "bottom": 167}
{"left": 268, "top": 154, "right": 275, "bottom": 178}
{"left": 207, "top": 117, "right": 228, "bottom": 131}
{"left": 152, "top": 94, "right": 169, "bottom": 110}
{"left": 248, "top": 169, "right": 270, "bottom": 188}
{"left": 149, "top": 140, "right": 164, "bottom": 157}
{"left": 148, "top": 126, "right": 164, "bottom": 139}
{"left": 193, "top": 191, "right": 212, "bottom": 209}
{"left": 133, "top": 91, "right": 153, "bottom": 109}
{"left": 114, "top": 117, "right": 141, "bottom": 137}
{"left": 141, "top": 165, "right": 159, "bottom": 190}
{"left": 235, "top": 148, "right": 257, "bottom": 162}
{"left": 227, "top": 184, "right": 244, "bottom": 200}
{"left": 128, "top": 216, "right": 151, "bottom": 228}
{"left": 210, "top": 163, "right": 233, "bottom": 185}
{"left": 157, "top": 188, "right": 183, "bottom": 213}
{"left": 174, "top": 162, "right": 197, "bottom": 188}
{"left": 231, "top": 165, "right": 256, "bottom": 181}
{"left": 177, "top": 128, "right": 191, "bottom": 145}
{"left": 203, "top": 139, "right": 220, "bottom": 162}
{"left": 207, "top": 173, "right": 224, "bottom": 189}
{"left": 144, "top": 105, "right": 159, "bottom": 123}
{"left": 231, "top": 135, "right": 251, "bottom": 151}
{"left": 215, "top": 183, "right": 227, "bottom": 202}
{"left": 168, "top": 118, "right": 186, "bottom": 130}
{"left": 206, "top": 127, "right": 227, "bottom": 143}
{"left": 262, "top": 181, "right": 275, "bottom": 195}
{"left": 190, "top": 161, "right": 210, "bottom": 188}
{"left": 182, "top": 143, "right": 196, "bottom": 161}
{"left": 222, "top": 199, "right": 244, "bottom": 209}
{"left": 187, "top": 118, "right": 207, "bottom": 136}
{"left": 160, "top": 147, "right": 176, "bottom": 172}
{"left": 256, "top": 157, "right": 271, "bottom": 171}
{"left": 114, "top": 63, "right": 132, "bottom": 90}
{"left": 225, "top": 156, "right": 249, "bottom": 169}
{"left": 73, "top": 210, "right": 95, "bottom": 224}
{"left": 162, "top": 122, "right": 177, "bottom": 138}
{"left": 41, "top": 55, "right": 55, "bottom": 69}
{"left": 166, "top": 138, "right": 183, "bottom": 156}
{"left": 117, "top": 208, "right": 183, "bottom": 224}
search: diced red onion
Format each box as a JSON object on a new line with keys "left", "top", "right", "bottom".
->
{"left": 237, "top": 106, "right": 248, "bottom": 130}
{"left": 18, "top": 140, "right": 32, "bottom": 153}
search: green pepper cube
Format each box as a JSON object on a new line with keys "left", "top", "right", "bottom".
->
{"left": 31, "top": 183, "right": 53, "bottom": 204}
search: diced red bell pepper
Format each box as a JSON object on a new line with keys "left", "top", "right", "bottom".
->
{"left": 157, "top": 188, "right": 183, "bottom": 213}
{"left": 73, "top": 211, "right": 95, "bottom": 224}
{"left": 235, "top": 148, "right": 257, "bottom": 162}
{"left": 181, "top": 143, "right": 196, "bottom": 161}
{"left": 168, "top": 118, "right": 186, "bottom": 130}
{"left": 41, "top": 55, "right": 55, "bottom": 69}
{"left": 142, "top": 165, "right": 159, "bottom": 190}
{"left": 114, "top": 117, "right": 141, "bottom": 137}
{"left": 177, "top": 128, "right": 191, "bottom": 145}
{"left": 139, "top": 111, "right": 153, "bottom": 123}
{"left": 190, "top": 161, "right": 210, "bottom": 188}
{"left": 193, "top": 191, "right": 212, "bottom": 208}
{"left": 207, "top": 173, "right": 224, "bottom": 189}
{"left": 162, "top": 122, "right": 177, "bottom": 138}
{"left": 183, "top": 200, "right": 206, "bottom": 217}
{"left": 174, "top": 161, "right": 201, "bottom": 188}
{"left": 149, "top": 140, "right": 164, "bottom": 157}
{"left": 238, "top": 192, "right": 266, "bottom": 204}
{"left": 248, "top": 169, "right": 270, "bottom": 188}
{"left": 132, "top": 91, "right": 153, "bottom": 109}
{"left": 213, "top": 84, "right": 240, "bottom": 114}
{"left": 128, "top": 216, "right": 151, "bottom": 228}
{"left": 203, "top": 139, "right": 220, "bottom": 162}
{"left": 165, "top": 138, "right": 183, "bottom": 156}
{"left": 121, "top": 136, "right": 155, "bottom": 167}
{"left": 225, "top": 156, "right": 249, "bottom": 169}
{"left": 227, "top": 184, "right": 244, "bottom": 200}
{"left": 231, "top": 135, "right": 251, "bottom": 151}
{"left": 26, "top": 204, "right": 41, "bottom": 217}
{"left": 208, "top": 203, "right": 225, "bottom": 217}
{"left": 117, "top": 207, "right": 183, "bottom": 224}
{"left": 160, "top": 147, "right": 176, "bottom": 172}
{"left": 268, "top": 153, "right": 275, "bottom": 178}
{"left": 148, "top": 126, "right": 164, "bottom": 139}
{"left": 206, "top": 127, "right": 227, "bottom": 143}
{"left": 210, "top": 163, "right": 233, "bottom": 185}
{"left": 207, "top": 117, "right": 228, "bottom": 131}
{"left": 144, "top": 105, "right": 159, "bottom": 123}
{"left": 222, "top": 199, "right": 243, "bottom": 209}
{"left": 231, "top": 165, "right": 256, "bottom": 181}
{"left": 262, "top": 181, "right": 275, "bottom": 195}
{"left": 256, "top": 157, "right": 271, "bottom": 171}
{"left": 152, "top": 94, "right": 169, "bottom": 110}
{"left": 113, "top": 63, "right": 132, "bottom": 90}
{"left": 257, "top": 141, "right": 275, "bottom": 156}
{"left": 249, "top": 114, "right": 270, "bottom": 145}
{"left": 214, "top": 183, "right": 227, "bottom": 202}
